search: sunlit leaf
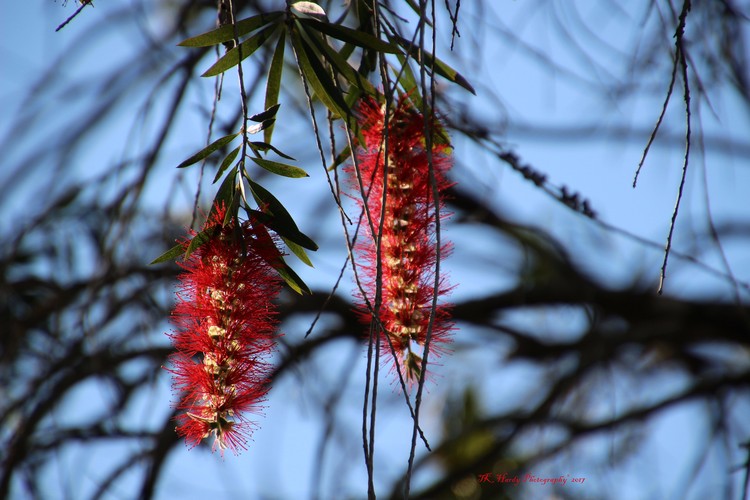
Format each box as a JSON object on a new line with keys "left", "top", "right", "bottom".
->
{"left": 178, "top": 12, "right": 284, "bottom": 47}
{"left": 246, "top": 119, "right": 275, "bottom": 135}
{"left": 202, "top": 24, "right": 280, "bottom": 77}
{"left": 283, "top": 237, "right": 313, "bottom": 267}
{"left": 250, "top": 157, "right": 308, "bottom": 178}
{"left": 177, "top": 132, "right": 239, "bottom": 169}
{"left": 290, "top": 1, "right": 328, "bottom": 21}
{"left": 275, "top": 258, "right": 311, "bottom": 294}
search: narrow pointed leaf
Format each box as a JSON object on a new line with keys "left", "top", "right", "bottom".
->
{"left": 275, "top": 259, "right": 311, "bottom": 294}
{"left": 250, "top": 157, "right": 309, "bottom": 178}
{"left": 299, "top": 24, "right": 376, "bottom": 95}
{"left": 185, "top": 226, "right": 217, "bottom": 259}
{"left": 264, "top": 29, "right": 286, "bottom": 143}
{"left": 208, "top": 165, "right": 239, "bottom": 223}
{"left": 177, "top": 132, "right": 239, "bottom": 169}
{"left": 299, "top": 18, "right": 398, "bottom": 53}
{"left": 394, "top": 52, "right": 424, "bottom": 110}
{"left": 247, "top": 181, "right": 318, "bottom": 251}
{"left": 291, "top": 27, "right": 349, "bottom": 118}
{"left": 328, "top": 144, "right": 351, "bottom": 171}
{"left": 249, "top": 141, "right": 296, "bottom": 160}
{"left": 202, "top": 24, "right": 279, "bottom": 77}
{"left": 150, "top": 243, "right": 184, "bottom": 265}
{"left": 391, "top": 34, "right": 476, "bottom": 95}
{"left": 213, "top": 146, "right": 240, "bottom": 184}
{"left": 178, "top": 12, "right": 284, "bottom": 47}
{"left": 249, "top": 103, "right": 281, "bottom": 122}
{"left": 283, "top": 237, "right": 313, "bottom": 267}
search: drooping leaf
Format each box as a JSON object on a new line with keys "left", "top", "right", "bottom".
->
{"left": 299, "top": 23, "right": 376, "bottom": 96}
{"left": 327, "top": 144, "right": 351, "bottom": 171}
{"left": 249, "top": 141, "right": 296, "bottom": 160}
{"left": 178, "top": 11, "right": 284, "bottom": 47}
{"left": 247, "top": 221, "right": 311, "bottom": 295}
{"left": 250, "top": 157, "right": 309, "bottom": 178}
{"left": 249, "top": 103, "right": 281, "bottom": 122}
{"left": 213, "top": 146, "right": 240, "bottom": 184}
{"left": 391, "top": 34, "right": 476, "bottom": 95}
{"left": 282, "top": 237, "right": 313, "bottom": 267}
{"left": 298, "top": 18, "right": 398, "bottom": 53}
{"left": 394, "top": 52, "right": 424, "bottom": 110}
{"left": 177, "top": 132, "right": 239, "bottom": 169}
{"left": 185, "top": 225, "right": 218, "bottom": 259}
{"left": 150, "top": 242, "right": 184, "bottom": 265}
{"left": 275, "top": 259, "right": 311, "bottom": 294}
{"left": 202, "top": 24, "right": 280, "bottom": 77}
{"left": 208, "top": 165, "right": 239, "bottom": 224}
{"left": 291, "top": 26, "right": 350, "bottom": 119}
{"left": 247, "top": 180, "right": 318, "bottom": 251}
{"left": 264, "top": 29, "right": 286, "bottom": 144}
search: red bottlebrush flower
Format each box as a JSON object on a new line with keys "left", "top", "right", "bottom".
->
{"left": 347, "top": 96, "right": 454, "bottom": 386}
{"left": 166, "top": 207, "right": 282, "bottom": 455}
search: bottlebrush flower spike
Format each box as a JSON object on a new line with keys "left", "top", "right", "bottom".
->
{"left": 347, "top": 96, "right": 454, "bottom": 386}
{"left": 166, "top": 206, "right": 282, "bottom": 455}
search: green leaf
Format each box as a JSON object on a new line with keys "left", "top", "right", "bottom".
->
{"left": 283, "top": 237, "right": 313, "bottom": 267}
{"left": 250, "top": 157, "right": 309, "bottom": 178}
{"left": 391, "top": 34, "right": 476, "bottom": 95}
{"left": 249, "top": 141, "right": 296, "bottom": 160}
{"left": 249, "top": 103, "right": 281, "bottom": 122}
{"left": 299, "top": 23, "right": 376, "bottom": 96}
{"left": 264, "top": 29, "right": 286, "bottom": 144}
{"left": 291, "top": 26, "right": 350, "bottom": 119}
{"left": 214, "top": 146, "right": 240, "bottom": 184}
{"left": 275, "top": 259, "right": 311, "bottom": 294}
{"left": 298, "top": 18, "right": 398, "bottom": 53}
{"left": 185, "top": 226, "right": 217, "bottom": 259}
{"left": 150, "top": 243, "right": 184, "bottom": 265}
{"left": 208, "top": 165, "right": 239, "bottom": 223}
{"left": 247, "top": 181, "right": 318, "bottom": 251}
{"left": 202, "top": 24, "right": 280, "bottom": 77}
{"left": 178, "top": 12, "right": 284, "bottom": 47}
{"left": 177, "top": 132, "right": 239, "bottom": 169}
{"left": 393, "top": 52, "right": 423, "bottom": 110}
{"left": 327, "top": 144, "right": 351, "bottom": 171}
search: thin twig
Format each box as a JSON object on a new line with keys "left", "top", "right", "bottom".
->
{"left": 444, "top": 0, "right": 461, "bottom": 50}
{"left": 56, "top": 0, "right": 93, "bottom": 32}
{"left": 657, "top": 0, "right": 692, "bottom": 295}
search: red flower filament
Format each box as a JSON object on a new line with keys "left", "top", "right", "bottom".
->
{"left": 167, "top": 209, "right": 281, "bottom": 454}
{"left": 348, "top": 97, "right": 454, "bottom": 385}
